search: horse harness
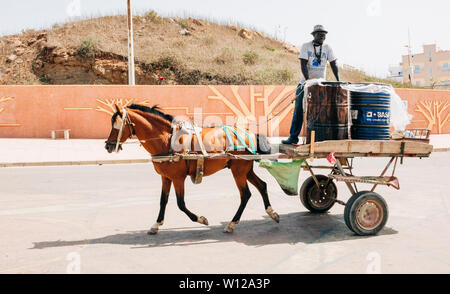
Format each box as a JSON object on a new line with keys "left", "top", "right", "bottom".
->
{"left": 114, "top": 108, "right": 136, "bottom": 153}
{"left": 169, "top": 121, "right": 209, "bottom": 185}
{"left": 170, "top": 122, "right": 258, "bottom": 184}
{"left": 116, "top": 107, "right": 256, "bottom": 185}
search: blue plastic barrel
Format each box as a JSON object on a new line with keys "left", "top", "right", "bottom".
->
{"left": 350, "top": 92, "right": 391, "bottom": 140}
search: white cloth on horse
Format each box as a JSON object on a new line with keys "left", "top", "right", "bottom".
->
{"left": 170, "top": 120, "right": 204, "bottom": 154}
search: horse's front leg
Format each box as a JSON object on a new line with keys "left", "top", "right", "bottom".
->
{"left": 148, "top": 176, "right": 172, "bottom": 235}
{"left": 173, "top": 178, "right": 209, "bottom": 226}
{"left": 224, "top": 161, "right": 252, "bottom": 233}
{"left": 224, "top": 183, "right": 251, "bottom": 233}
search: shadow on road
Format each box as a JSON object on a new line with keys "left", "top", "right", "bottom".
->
{"left": 31, "top": 212, "right": 397, "bottom": 250}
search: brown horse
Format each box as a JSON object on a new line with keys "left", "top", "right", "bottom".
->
{"left": 105, "top": 104, "right": 279, "bottom": 234}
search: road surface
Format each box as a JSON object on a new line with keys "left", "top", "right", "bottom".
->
{"left": 0, "top": 153, "right": 449, "bottom": 274}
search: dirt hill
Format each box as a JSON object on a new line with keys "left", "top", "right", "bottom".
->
{"left": 0, "top": 11, "right": 405, "bottom": 86}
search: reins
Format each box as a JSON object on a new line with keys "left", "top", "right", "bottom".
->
{"left": 266, "top": 89, "right": 299, "bottom": 122}
{"left": 253, "top": 88, "right": 302, "bottom": 127}
{"left": 115, "top": 89, "right": 302, "bottom": 149}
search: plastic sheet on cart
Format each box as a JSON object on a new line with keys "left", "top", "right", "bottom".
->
{"left": 302, "top": 79, "right": 412, "bottom": 131}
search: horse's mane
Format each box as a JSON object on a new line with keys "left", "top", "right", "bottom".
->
{"left": 112, "top": 104, "right": 174, "bottom": 124}
{"left": 128, "top": 104, "right": 174, "bottom": 123}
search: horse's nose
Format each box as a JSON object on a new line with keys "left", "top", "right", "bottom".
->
{"left": 105, "top": 141, "right": 114, "bottom": 153}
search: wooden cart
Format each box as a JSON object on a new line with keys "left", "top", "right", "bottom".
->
{"left": 277, "top": 139, "right": 433, "bottom": 236}
{"left": 150, "top": 139, "right": 433, "bottom": 236}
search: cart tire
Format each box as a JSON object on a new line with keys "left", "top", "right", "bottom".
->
{"left": 343, "top": 191, "right": 368, "bottom": 233}
{"left": 344, "top": 191, "right": 389, "bottom": 236}
{"left": 300, "top": 175, "right": 337, "bottom": 213}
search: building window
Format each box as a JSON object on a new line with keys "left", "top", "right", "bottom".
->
{"left": 398, "top": 71, "right": 403, "bottom": 77}
{"left": 414, "top": 65, "right": 421, "bottom": 74}
{"left": 430, "top": 69, "right": 433, "bottom": 77}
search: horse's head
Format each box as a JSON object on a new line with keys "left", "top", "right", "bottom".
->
{"left": 105, "top": 105, "right": 135, "bottom": 153}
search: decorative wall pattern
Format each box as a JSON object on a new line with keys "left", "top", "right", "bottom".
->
{"left": 95, "top": 98, "right": 150, "bottom": 116}
{"left": 0, "top": 96, "right": 20, "bottom": 128}
{"left": 415, "top": 100, "right": 449, "bottom": 134}
{"left": 0, "top": 96, "right": 14, "bottom": 115}
{"left": 207, "top": 86, "right": 296, "bottom": 136}
{"left": 0, "top": 86, "right": 448, "bottom": 138}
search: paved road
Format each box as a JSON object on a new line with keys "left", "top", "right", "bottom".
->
{"left": 0, "top": 153, "right": 449, "bottom": 274}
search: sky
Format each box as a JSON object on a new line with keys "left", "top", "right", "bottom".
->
{"left": 1, "top": 0, "right": 450, "bottom": 78}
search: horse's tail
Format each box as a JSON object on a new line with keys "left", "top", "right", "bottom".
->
{"left": 256, "top": 134, "right": 272, "bottom": 154}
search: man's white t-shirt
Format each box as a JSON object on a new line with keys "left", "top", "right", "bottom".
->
{"left": 299, "top": 41, "right": 337, "bottom": 82}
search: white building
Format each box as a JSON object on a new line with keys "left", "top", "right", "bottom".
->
{"left": 387, "top": 65, "right": 404, "bottom": 84}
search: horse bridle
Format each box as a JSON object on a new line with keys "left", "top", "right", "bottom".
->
{"left": 114, "top": 107, "right": 136, "bottom": 153}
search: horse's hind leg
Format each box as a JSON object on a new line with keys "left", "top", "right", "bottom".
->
{"left": 148, "top": 176, "right": 172, "bottom": 235}
{"left": 247, "top": 168, "right": 280, "bottom": 223}
{"left": 173, "top": 178, "right": 209, "bottom": 226}
{"left": 224, "top": 161, "right": 253, "bottom": 233}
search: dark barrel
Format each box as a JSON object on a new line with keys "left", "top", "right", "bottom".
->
{"left": 350, "top": 91, "right": 391, "bottom": 140}
{"left": 306, "top": 83, "right": 349, "bottom": 144}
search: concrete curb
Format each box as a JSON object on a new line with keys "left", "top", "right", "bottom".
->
{"left": 0, "top": 159, "right": 152, "bottom": 168}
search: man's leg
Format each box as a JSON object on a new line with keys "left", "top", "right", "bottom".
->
{"left": 282, "top": 84, "right": 304, "bottom": 144}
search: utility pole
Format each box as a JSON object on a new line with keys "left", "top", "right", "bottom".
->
{"left": 127, "top": 0, "right": 136, "bottom": 85}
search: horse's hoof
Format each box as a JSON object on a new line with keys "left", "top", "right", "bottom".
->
{"left": 148, "top": 222, "right": 163, "bottom": 235}
{"left": 223, "top": 226, "right": 234, "bottom": 233}
{"left": 266, "top": 207, "right": 280, "bottom": 223}
{"left": 198, "top": 216, "right": 209, "bottom": 226}
{"left": 223, "top": 222, "right": 236, "bottom": 233}
{"left": 272, "top": 212, "right": 280, "bottom": 223}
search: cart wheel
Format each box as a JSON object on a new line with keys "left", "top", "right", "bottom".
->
{"left": 344, "top": 191, "right": 389, "bottom": 236}
{"left": 300, "top": 175, "right": 337, "bottom": 213}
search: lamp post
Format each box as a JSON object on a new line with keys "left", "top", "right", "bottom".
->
{"left": 127, "top": 0, "right": 136, "bottom": 85}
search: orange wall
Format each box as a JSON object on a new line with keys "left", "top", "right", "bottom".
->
{"left": 0, "top": 85, "right": 449, "bottom": 139}
{"left": 395, "top": 88, "right": 450, "bottom": 134}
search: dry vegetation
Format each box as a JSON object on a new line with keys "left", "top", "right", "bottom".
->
{"left": 0, "top": 10, "right": 408, "bottom": 86}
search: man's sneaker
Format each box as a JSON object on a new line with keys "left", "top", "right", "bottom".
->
{"left": 281, "top": 137, "right": 298, "bottom": 145}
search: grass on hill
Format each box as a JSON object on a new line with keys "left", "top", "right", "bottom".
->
{"left": 0, "top": 9, "right": 414, "bottom": 87}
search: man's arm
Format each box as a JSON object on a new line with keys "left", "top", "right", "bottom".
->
{"left": 300, "top": 59, "right": 309, "bottom": 81}
{"left": 330, "top": 60, "right": 340, "bottom": 81}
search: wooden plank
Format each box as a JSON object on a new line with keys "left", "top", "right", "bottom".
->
{"left": 310, "top": 131, "right": 315, "bottom": 162}
{"left": 279, "top": 140, "right": 433, "bottom": 156}
{"left": 151, "top": 153, "right": 293, "bottom": 162}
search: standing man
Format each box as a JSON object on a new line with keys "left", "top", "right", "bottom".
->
{"left": 282, "top": 25, "right": 340, "bottom": 145}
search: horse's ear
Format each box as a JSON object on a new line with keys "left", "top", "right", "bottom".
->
{"left": 114, "top": 104, "right": 122, "bottom": 117}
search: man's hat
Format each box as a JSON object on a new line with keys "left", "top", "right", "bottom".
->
{"left": 311, "top": 25, "right": 328, "bottom": 35}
